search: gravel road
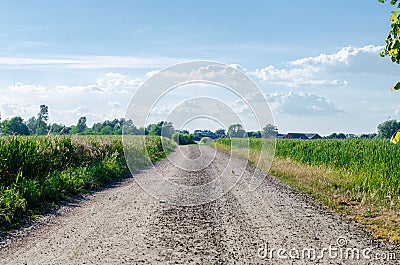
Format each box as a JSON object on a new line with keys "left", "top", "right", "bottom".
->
{"left": 0, "top": 145, "right": 398, "bottom": 264}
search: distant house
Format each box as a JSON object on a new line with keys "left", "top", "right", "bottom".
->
{"left": 193, "top": 130, "right": 225, "bottom": 141}
{"left": 305, "top": 133, "right": 322, "bottom": 140}
{"left": 285, "top": 133, "right": 308, "bottom": 139}
{"left": 284, "top": 133, "right": 322, "bottom": 140}
{"left": 346, "top": 134, "right": 357, "bottom": 139}
{"left": 276, "top": 134, "right": 285, "bottom": 139}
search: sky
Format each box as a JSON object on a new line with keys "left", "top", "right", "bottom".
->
{"left": 0, "top": 0, "right": 399, "bottom": 135}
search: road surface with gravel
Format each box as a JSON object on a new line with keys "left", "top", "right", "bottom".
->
{"left": 0, "top": 145, "right": 398, "bottom": 264}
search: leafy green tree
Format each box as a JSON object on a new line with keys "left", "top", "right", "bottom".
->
{"left": 0, "top": 114, "right": 3, "bottom": 136}
{"left": 50, "top": 123, "right": 67, "bottom": 135}
{"left": 3, "top": 116, "right": 30, "bottom": 135}
{"left": 377, "top": 119, "right": 400, "bottom": 138}
{"left": 148, "top": 121, "right": 175, "bottom": 138}
{"left": 76, "top": 117, "right": 87, "bottom": 133}
{"left": 100, "top": 125, "right": 113, "bottom": 135}
{"left": 122, "top": 119, "right": 144, "bottom": 135}
{"left": 215, "top": 128, "right": 226, "bottom": 136}
{"left": 113, "top": 127, "right": 122, "bottom": 135}
{"left": 26, "top": 117, "right": 37, "bottom": 134}
{"left": 36, "top": 105, "right": 49, "bottom": 135}
{"left": 160, "top": 121, "right": 174, "bottom": 138}
{"left": 228, "top": 124, "right": 246, "bottom": 138}
{"left": 360, "top": 133, "right": 377, "bottom": 139}
{"left": 379, "top": 0, "right": 400, "bottom": 90}
{"left": 38, "top": 105, "right": 49, "bottom": 122}
{"left": 172, "top": 132, "right": 195, "bottom": 145}
{"left": 91, "top": 122, "right": 104, "bottom": 134}
{"left": 327, "top": 133, "right": 338, "bottom": 139}
{"left": 262, "top": 124, "right": 278, "bottom": 138}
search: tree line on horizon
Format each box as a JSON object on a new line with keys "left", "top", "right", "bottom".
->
{"left": 0, "top": 105, "right": 399, "bottom": 139}
{"left": 0, "top": 105, "right": 279, "bottom": 139}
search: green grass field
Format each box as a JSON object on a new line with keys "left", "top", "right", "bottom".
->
{"left": 216, "top": 138, "right": 400, "bottom": 243}
{"left": 0, "top": 135, "right": 176, "bottom": 231}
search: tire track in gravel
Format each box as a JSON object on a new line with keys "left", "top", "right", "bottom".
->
{"left": 0, "top": 145, "right": 399, "bottom": 264}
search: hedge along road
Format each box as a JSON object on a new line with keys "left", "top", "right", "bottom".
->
{"left": 0, "top": 145, "right": 398, "bottom": 264}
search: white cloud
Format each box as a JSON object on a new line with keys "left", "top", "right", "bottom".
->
{"left": 0, "top": 99, "right": 37, "bottom": 119}
{"left": 51, "top": 72, "right": 141, "bottom": 94}
{"left": 97, "top": 72, "right": 142, "bottom": 93}
{"left": 289, "top": 45, "right": 383, "bottom": 67}
{"left": 9, "top": 82, "right": 47, "bottom": 92}
{"left": 248, "top": 45, "right": 387, "bottom": 87}
{"left": 266, "top": 92, "right": 345, "bottom": 116}
{"left": 0, "top": 72, "right": 143, "bottom": 125}
{"left": 145, "top": 70, "right": 160, "bottom": 79}
{"left": 0, "top": 56, "right": 184, "bottom": 70}
{"left": 228, "top": 64, "right": 247, "bottom": 72}
{"left": 250, "top": 64, "right": 345, "bottom": 87}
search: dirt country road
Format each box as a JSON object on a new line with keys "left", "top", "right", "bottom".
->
{"left": 0, "top": 145, "right": 398, "bottom": 264}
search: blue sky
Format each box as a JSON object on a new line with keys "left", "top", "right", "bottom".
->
{"left": 0, "top": 0, "right": 399, "bottom": 134}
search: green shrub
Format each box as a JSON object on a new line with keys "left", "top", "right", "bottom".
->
{"left": 172, "top": 132, "right": 195, "bottom": 145}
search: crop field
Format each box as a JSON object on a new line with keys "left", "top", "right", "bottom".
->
{"left": 217, "top": 138, "right": 400, "bottom": 205}
{"left": 0, "top": 135, "right": 176, "bottom": 230}
{"left": 216, "top": 138, "right": 400, "bottom": 242}
{"left": 275, "top": 139, "right": 400, "bottom": 205}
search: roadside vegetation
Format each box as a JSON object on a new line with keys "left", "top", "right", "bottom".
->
{"left": 172, "top": 132, "right": 195, "bottom": 145}
{"left": 0, "top": 135, "right": 175, "bottom": 231}
{"left": 215, "top": 137, "right": 400, "bottom": 244}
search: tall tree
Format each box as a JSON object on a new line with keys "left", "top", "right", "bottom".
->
{"left": 26, "top": 117, "right": 37, "bottom": 134}
{"left": 160, "top": 121, "right": 174, "bottom": 138}
{"left": 377, "top": 119, "right": 400, "bottom": 138}
{"left": 36, "top": 105, "right": 49, "bottom": 135}
{"left": 379, "top": 0, "right": 400, "bottom": 90}
{"left": 228, "top": 124, "right": 246, "bottom": 138}
{"left": 76, "top": 117, "right": 87, "bottom": 133}
{"left": 262, "top": 124, "right": 278, "bottom": 138}
{"left": 2, "top": 116, "right": 30, "bottom": 135}
{"left": 38, "top": 105, "right": 49, "bottom": 122}
{"left": 148, "top": 121, "right": 175, "bottom": 138}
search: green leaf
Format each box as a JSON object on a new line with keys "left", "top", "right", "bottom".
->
{"left": 393, "top": 82, "right": 400, "bottom": 90}
{"left": 392, "top": 40, "right": 400, "bottom": 49}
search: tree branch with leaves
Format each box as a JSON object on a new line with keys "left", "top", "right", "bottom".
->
{"left": 379, "top": 0, "right": 400, "bottom": 90}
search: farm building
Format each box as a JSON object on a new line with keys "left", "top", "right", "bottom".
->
{"left": 284, "top": 133, "right": 322, "bottom": 140}
{"left": 284, "top": 133, "right": 308, "bottom": 139}
{"left": 305, "top": 133, "right": 322, "bottom": 140}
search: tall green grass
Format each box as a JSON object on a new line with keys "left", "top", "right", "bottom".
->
{"left": 216, "top": 138, "right": 400, "bottom": 207}
{"left": 0, "top": 135, "right": 176, "bottom": 230}
{"left": 274, "top": 139, "right": 400, "bottom": 204}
